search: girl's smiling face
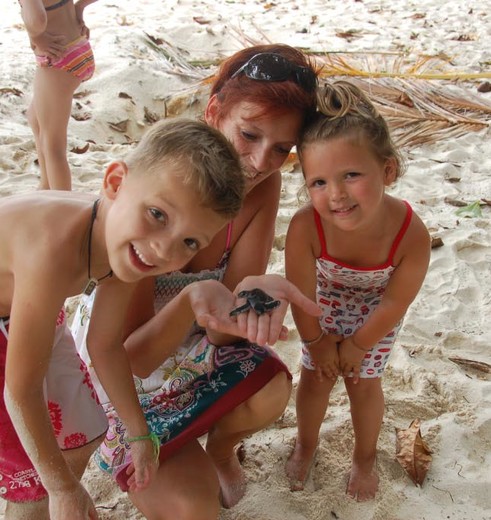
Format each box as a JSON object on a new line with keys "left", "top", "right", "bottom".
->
{"left": 303, "top": 136, "right": 396, "bottom": 231}
{"left": 102, "top": 161, "right": 229, "bottom": 283}
{"left": 206, "top": 98, "right": 304, "bottom": 191}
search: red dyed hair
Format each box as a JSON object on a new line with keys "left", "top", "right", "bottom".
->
{"left": 210, "top": 44, "right": 319, "bottom": 128}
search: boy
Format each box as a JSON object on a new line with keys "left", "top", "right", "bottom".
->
{"left": 0, "top": 118, "right": 244, "bottom": 519}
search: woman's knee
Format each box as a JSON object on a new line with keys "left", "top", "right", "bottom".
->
{"left": 244, "top": 371, "right": 292, "bottom": 421}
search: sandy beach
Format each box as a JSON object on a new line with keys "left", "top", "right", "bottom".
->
{"left": 1, "top": 0, "right": 490, "bottom": 518}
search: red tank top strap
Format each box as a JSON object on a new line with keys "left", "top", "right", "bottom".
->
{"left": 387, "top": 201, "right": 413, "bottom": 263}
{"left": 224, "top": 221, "right": 233, "bottom": 251}
{"left": 313, "top": 209, "right": 328, "bottom": 257}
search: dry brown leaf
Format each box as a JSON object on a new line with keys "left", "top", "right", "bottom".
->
{"left": 193, "top": 16, "right": 211, "bottom": 24}
{"left": 71, "top": 112, "right": 91, "bottom": 121}
{"left": 71, "top": 143, "right": 90, "bottom": 154}
{"left": 449, "top": 357, "right": 491, "bottom": 374}
{"left": 144, "top": 106, "right": 160, "bottom": 124}
{"left": 444, "top": 197, "right": 467, "bottom": 207}
{"left": 0, "top": 87, "right": 23, "bottom": 97}
{"left": 395, "top": 418, "right": 432, "bottom": 486}
{"left": 431, "top": 236, "right": 444, "bottom": 248}
{"left": 108, "top": 120, "right": 129, "bottom": 133}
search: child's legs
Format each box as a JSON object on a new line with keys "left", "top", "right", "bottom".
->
{"left": 26, "top": 100, "right": 48, "bottom": 188}
{"left": 31, "top": 67, "right": 81, "bottom": 190}
{"left": 344, "top": 376, "right": 384, "bottom": 500}
{"left": 286, "top": 368, "right": 336, "bottom": 487}
{"left": 62, "top": 433, "right": 106, "bottom": 480}
{"left": 295, "top": 367, "right": 336, "bottom": 450}
{"left": 129, "top": 439, "right": 220, "bottom": 520}
{"left": 5, "top": 499, "right": 49, "bottom": 520}
{"left": 345, "top": 377, "right": 384, "bottom": 463}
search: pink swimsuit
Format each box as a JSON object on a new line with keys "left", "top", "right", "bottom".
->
{"left": 302, "top": 202, "right": 413, "bottom": 378}
{"left": 35, "top": 36, "right": 95, "bottom": 82}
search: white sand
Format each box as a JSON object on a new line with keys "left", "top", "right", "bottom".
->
{"left": 1, "top": 1, "right": 490, "bottom": 518}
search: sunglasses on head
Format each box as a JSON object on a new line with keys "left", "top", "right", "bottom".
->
{"left": 230, "top": 53, "right": 317, "bottom": 93}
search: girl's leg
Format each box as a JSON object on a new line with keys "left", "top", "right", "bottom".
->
{"left": 345, "top": 377, "right": 384, "bottom": 501}
{"left": 206, "top": 371, "right": 291, "bottom": 508}
{"left": 285, "top": 368, "right": 336, "bottom": 490}
{"left": 26, "top": 100, "right": 48, "bottom": 189}
{"left": 5, "top": 434, "right": 104, "bottom": 520}
{"left": 30, "top": 67, "right": 81, "bottom": 190}
{"left": 129, "top": 439, "right": 220, "bottom": 520}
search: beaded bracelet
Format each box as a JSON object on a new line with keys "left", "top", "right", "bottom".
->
{"left": 126, "top": 431, "right": 161, "bottom": 462}
{"left": 300, "top": 330, "right": 325, "bottom": 348}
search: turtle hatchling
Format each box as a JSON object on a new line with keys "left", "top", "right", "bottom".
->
{"left": 229, "top": 288, "right": 281, "bottom": 317}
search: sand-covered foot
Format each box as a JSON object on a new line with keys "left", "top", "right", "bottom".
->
{"left": 285, "top": 442, "right": 317, "bottom": 491}
{"left": 214, "top": 452, "right": 246, "bottom": 509}
{"left": 346, "top": 460, "right": 379, "bottom": 502}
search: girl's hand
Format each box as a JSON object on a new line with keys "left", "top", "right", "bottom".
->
{"left": 308, "top": 333, "right": 343, "bottom": 381}
{"left": 125, "top": 437, "right": 159, "bottom": 492}
{"left": 49, "top": 483, "right": 99, "bottom": 520}
{"left": 29, "top": 31, "right": 66, "bottom": 57}
{"left": 232, "top": 274, "right": 322, "bottom": 347}
{"left": 338, "top": 337, "right": 370, "bottom": 384}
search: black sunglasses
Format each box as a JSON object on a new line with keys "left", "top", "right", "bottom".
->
{"left": 230, "top": 53, "right": 317, "bottom": 93}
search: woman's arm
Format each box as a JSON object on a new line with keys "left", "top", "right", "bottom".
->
{"left": 206, "top": 172, "right": 281, "bottom": 345}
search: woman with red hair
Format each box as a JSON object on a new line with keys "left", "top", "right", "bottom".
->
{"left": 75, "top": 44, "right": 319, "bottom": 519}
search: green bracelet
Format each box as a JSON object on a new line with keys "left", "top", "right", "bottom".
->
{"left": 126, "top": 431, "right": 161, "bottom": 462}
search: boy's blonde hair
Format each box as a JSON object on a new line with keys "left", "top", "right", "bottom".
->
{"left": 299, "top": 81, "right": 405, "bottom": 179}
{"left": 125, "top": 118, "right": 245, "bottom": 219}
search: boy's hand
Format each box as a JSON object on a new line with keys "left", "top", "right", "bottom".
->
{"left": 308, "top": 333, "right": 343, "bottom": 381}
{"left": 125, "top": 437, "right": 159, "bottom": 492}
{"left": 29, "top": 31, "right": 66, "bottom": 57}
{"left": 338, "top": 337, "right": 370, "bottom": 384}
{"left": 49, "top": 483, "right": 99, "bottom": 519}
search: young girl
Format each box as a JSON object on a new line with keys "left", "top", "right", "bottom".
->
{"left": 285, "top": 81, "right": 431, "bottom": 501}
{"left": 20, "top": 0, "right": 97, "bottom": 190}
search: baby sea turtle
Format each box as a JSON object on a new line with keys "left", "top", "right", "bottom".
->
{"left": 229, "top": 288, "right": 281, "bottom": 317}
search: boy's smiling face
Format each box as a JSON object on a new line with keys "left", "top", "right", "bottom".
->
{"left": 102, "top": 160, "right": 229, "bottom": 283}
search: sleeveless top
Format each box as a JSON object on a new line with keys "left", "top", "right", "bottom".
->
{"left": 314, "top": 201, "right": 413, "bottom": 334}
{"left": 154, "top": 222, "right": 233, "bottom": 312}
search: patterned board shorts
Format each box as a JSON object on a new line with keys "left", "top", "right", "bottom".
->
{"left": 0, "top": 311, "right": 107, "bottom": 503}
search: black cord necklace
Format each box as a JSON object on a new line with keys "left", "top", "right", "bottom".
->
{"left": 83, "top": 199, "right": 113, "bottom": 296}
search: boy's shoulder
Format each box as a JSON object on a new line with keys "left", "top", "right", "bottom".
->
{"left": 0, "top": 191, "right": 96, "bottom": 252}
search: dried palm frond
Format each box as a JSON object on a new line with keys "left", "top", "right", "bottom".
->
{"left": 315, "top": 53, "right": 491, "bottom": 81}
{"left": 141, "top": 35, "right": 491, "bottom": 148}
{"left": 341, "top": 77, "right": 491, "bottom": 147}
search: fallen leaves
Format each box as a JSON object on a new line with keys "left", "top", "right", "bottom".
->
{"left": 395, "top": 418, "right": 432, "bottom": 486}
{"left": 0, "top": 87, "right": 23, "bottom": 97}
{"left": 449, "top": 357, "right": 491, "bottom": 378}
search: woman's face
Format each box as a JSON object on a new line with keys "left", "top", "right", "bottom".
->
{"left": 206, "top": 97, "right": 304, "bottom": 191}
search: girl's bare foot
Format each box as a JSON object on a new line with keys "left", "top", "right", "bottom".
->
{"left": 213, "top": 451, "right": 246, "bottom": 509}
{"left": 346, "top": 458, "right": 379, "bottom": 501}
{"left": 285, "top": 442, "right": 317, "bottom": 491}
